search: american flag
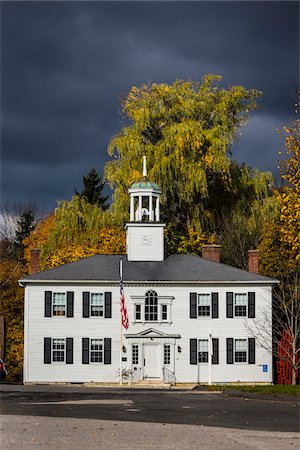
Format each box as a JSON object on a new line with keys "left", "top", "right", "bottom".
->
{"left": 120, "top": 268, "right": 129, "bottom": 330}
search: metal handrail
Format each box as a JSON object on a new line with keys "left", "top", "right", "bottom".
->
{"left": 163, "top": 367, "right": 176, "bottom": 385}
{"left": 131, "top": 367, "right": 142, "bottom": 383}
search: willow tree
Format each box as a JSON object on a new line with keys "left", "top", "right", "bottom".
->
{"left": 23, "top": 196, "right": 125, "bottom": 271}
{"left": 105, "top": 75, "right": 272, "bottom": 235}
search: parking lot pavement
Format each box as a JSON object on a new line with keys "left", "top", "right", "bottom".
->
{"left": 1, "top": 414, "right": 299, "bottom": 450}
{"left": 1, "top": 384, "right": 299, "bottom": 431}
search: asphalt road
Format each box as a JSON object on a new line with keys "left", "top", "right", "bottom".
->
{"left": 1, "top": 384, "right": 299, "bottom": 450}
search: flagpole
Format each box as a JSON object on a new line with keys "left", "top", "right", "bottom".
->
{"left": 208, "top": 332, "right": 212, "bottom": 386}
{"left": 120, "top": 258, "right": 123, "bottom": 387}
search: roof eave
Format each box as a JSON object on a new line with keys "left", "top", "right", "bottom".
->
{"left": 19, "top": 278, "right": 279, "bottom": 286}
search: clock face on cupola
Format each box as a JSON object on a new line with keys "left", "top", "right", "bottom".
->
{"left": 126, "top": 156, "right": 166, "bottom": 261}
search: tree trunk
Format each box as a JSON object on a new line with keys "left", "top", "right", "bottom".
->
{"left": 291, "top": 367, "right": 297, "bottom": 385}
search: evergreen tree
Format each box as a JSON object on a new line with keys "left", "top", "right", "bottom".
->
{"left": 75, "top": 168, "right": 109, "bottom": 210}
{"left": 14, "top": 209, "right": 35, "bottom": 260}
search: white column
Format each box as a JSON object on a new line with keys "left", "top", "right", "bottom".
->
{"left": 130, "top": 195, "right": 134, "bottom": 222}
{"left": 138, "top": 195, "right": 142, "bottom": 221}
{"left": 155, "top": 196, "right": 160, "bottom": 221}
{"left": 149, "top": 194, "right": 153, "bottom": 221}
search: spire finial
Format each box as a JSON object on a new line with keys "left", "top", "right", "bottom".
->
{"left": 143, "top": 155, "right": 147, "bottom": 178}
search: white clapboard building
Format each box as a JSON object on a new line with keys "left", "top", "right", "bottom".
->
{"left": 20, "top": 160, "right": 276, "bottom": 385}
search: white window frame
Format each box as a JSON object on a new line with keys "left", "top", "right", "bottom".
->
{"left": 135, "top": 304, "right": 142, "bottom": 322}
{"left": 198, "top": 339, "right": 209, "bottom": 364}
{"left": 234, "top": 293, "right": 247, "bottom": 317}
{"left": 161, "top": 304, "right": 168, "bottom": 322}
{"left": 164, "top": 344, "right": 171, "bottom": 365}
{"left": 197, "top": 293, "right": 211, "bottom": 318}
{"left": 90, "top": 293, "right": 104, "bottom": 318}
{"left": 90, "top": 338, "right": 104, "bottom": 363}
{"left": 131, "top": 294, "right": 174, "bottom": 324}
{"left": 52, "top": 338, "right": 65, "bottom": 363}
{"left": 52, "top": 293, "right": 66, "bottom": 317}
{"left": 234, "top": 338, "right": 247, "bottom": 363}
{"left": 132, "top": 344, "right": 139, "bottom": 365}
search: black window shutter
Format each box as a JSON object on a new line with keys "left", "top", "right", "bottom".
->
{"left": 248, "top": 338, "right": 255, "bottom": 364}
{"left": 66, "top": 338, "right": 73, "bottom": 364}
{"left": 83, "top": 292, "right": 90, "bottom": 318}
{"left": 44, "top": 338, "right": 51, "bottom": 364}
{"left": 190, "top": 339, "right": 197, "bottom": 364}
{"left": 190, "top": 293, "right": 197, "bottom": 318}
{"left": 105, "top": 292, "right": 112, "bottom": 318}
{"left": 82, "top": 338, "right": 89, "bottom": 364}
{"left": 104, "top": 338, "right": 111, "bottom": 364}
{"left": 212, "top": 338, "right": 219, "bottom": 364}
{"left": 226, "top": 292, "right": 233, "bottom": 318}
{"left": 45, "top": 291, "right": 52, "bottom": 317}
{"left": 226, "top": 338, "right": 234, "bottom": 364}
{"left": 248, "top": 292, "right": 255, "bottom": 318}
{"left": 67, "top": 292, "right": 74, "bottom": 318}
{"left": 212, "top": 293, "right": 219, "bottom": 319}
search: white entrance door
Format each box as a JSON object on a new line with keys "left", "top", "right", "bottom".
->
{"left": 143, "top": 344, "right": 160, "bottom": 378}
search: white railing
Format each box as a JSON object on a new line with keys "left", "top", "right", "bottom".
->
{"left": 131, "top": 367, "right": 142, "bottom": 384}
{"left": 163, "top": 367, "right": 176, "bottom": 385}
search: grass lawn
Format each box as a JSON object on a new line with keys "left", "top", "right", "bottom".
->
{"left": 204, "top": 384, "right": 300, "bottom": 395}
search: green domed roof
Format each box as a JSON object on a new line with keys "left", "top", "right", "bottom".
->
{"left": 130, "top": 180, "right": 160, "bottom": 190}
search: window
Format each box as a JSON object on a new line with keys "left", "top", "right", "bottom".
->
{"left": 234, "top": 339, "right": 247, "bottom": 363}
{"left": 235, "top": 294, "right": 247, "bottom": 316}
{"left": 161, "top": 304, "right": 168, "bottom": 321}
{"left": 145, "top": 291, "right": 158, "bottom": 321}
{"left": 90, "top": 339, "right": 103, "bottom": 363}
{"left": 135, "top": 304, "right": 141, "bottom": 321}
{"left": 131, "top": 293, "right": 173, "bottom": 323}
{"left": 52, "top": 293, "right": 66, "bottom": 316}
{"left": 164, "top": 344, "right": 170, "bottom": 365}
{"left": 90, "top": 293, "right": 104, "bottom": 317}
{"left": 198, "top": 339, "right": 208, "bottom": 363}
{"left": 132, "top": 344, "right": 139, "bottom": 365}
{"left": 197, "top": 294, "right": 210, "bottom": 317}
{"left": 52, "top": 338, "right": 65, "bottom": 362}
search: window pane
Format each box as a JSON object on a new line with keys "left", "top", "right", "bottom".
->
{"left": 135, "top": 304, "right": 141, "bottom": 321}
{"left": 198, "top": 294, "right": 210, "bottom": 306}
{"left": 53, "top": 293, "right": 66, "bottom": 316}
{"left": 164, "top": 345, "right": 170, "bottom": 365}
{"left": 198, "top": 339, "right": 208, "bottom": 351}
{"left": 52, "top": 338, "right": 65, "bottom": 362}
{"left": 162, "top": 304, "right": 168, "bottom": 321}
{"left": 145, "top": 291, "right": 158, "bottom": 321}
{"left": 235, "top": 294, "right": 247, "bottom": 305}
{"left": 91, "top": 293, "right": 104, "bottom": 317}
{"left": 132, "top": 345, "right": 139, "bottom": 365}
{"left": 90, "top": 338, "right": 103, "bottom": 363}
{"left": 198, "top": 294, "right": 210, "bottom": 316}
{"left": 235, "top": 339, "right": 247, "bottom": 351}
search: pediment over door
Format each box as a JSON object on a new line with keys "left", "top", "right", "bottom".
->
{"left": 125, "top": 327, "right": 180, "bottom": 339}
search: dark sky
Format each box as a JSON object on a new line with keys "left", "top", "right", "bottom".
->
{"left": 1, "top": 1, "right": 299, "bottom": 212}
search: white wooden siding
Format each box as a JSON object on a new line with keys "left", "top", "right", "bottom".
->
{"left": 126, "top": 224, "right": 165, "bottom": 261}
{"left": 24, "top": 283, "right": 273, "bottom": 384}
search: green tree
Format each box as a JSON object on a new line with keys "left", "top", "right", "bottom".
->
{"left": 75, "top": 168, "right": 109, "bottom": 210}
{"left": 105, "top": 75, "right": 272, "bottom": 235}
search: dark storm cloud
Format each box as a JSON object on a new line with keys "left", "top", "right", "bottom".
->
{"left": 1, "top": 1, "right": 299, "bottom": 210}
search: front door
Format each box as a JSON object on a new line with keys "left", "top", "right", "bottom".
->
{"left": 143, "top": 344, "right": 160, "bottom": 378}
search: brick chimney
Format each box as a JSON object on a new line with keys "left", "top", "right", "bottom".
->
{"left": 248, "top": 250, "right": 259, "bottom": 274}
{"left": 202, "top": 245, "right": 221, "bottom": 263}
{"left": 30, "top": 249, "right": 40, "bottom": 275}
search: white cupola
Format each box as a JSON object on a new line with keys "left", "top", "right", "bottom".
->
{"left": 126, "top": 156, "right": 165, "bottom": 261}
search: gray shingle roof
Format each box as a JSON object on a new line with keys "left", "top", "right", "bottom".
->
{"left": 20, "top": 254, "right": 276, "bottom": 284}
